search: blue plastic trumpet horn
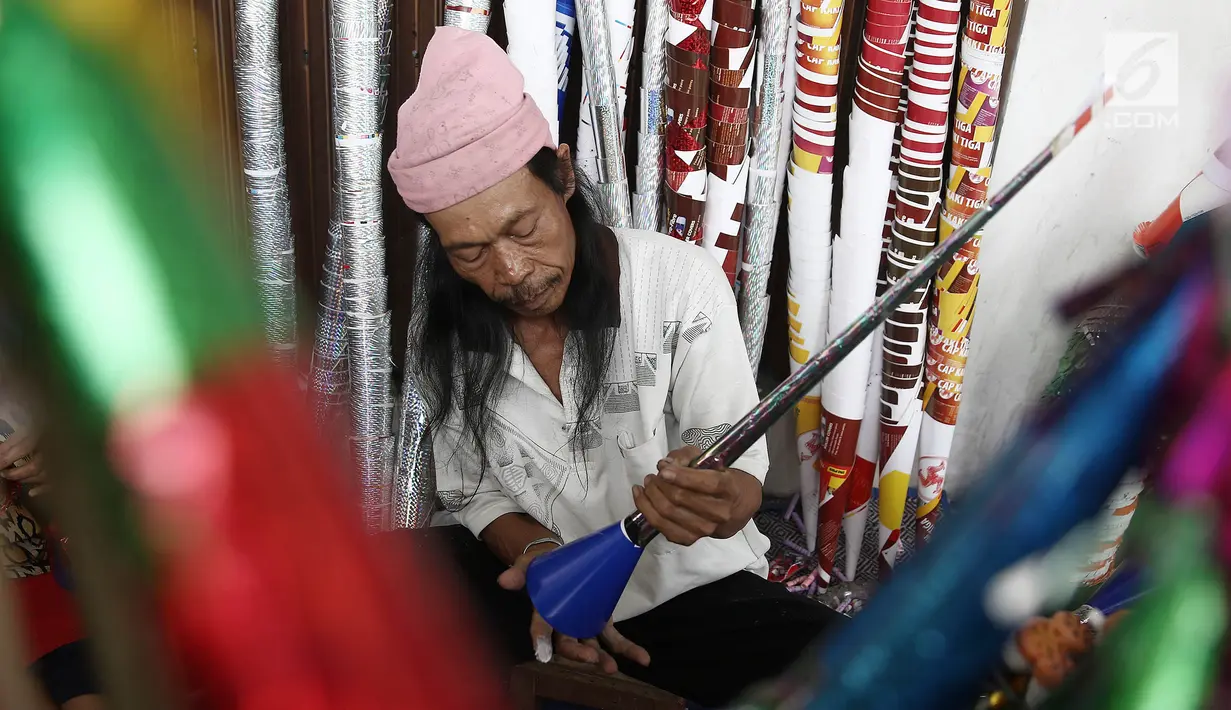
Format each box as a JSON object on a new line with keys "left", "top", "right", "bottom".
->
{"left": 524, "top": 126, "right": 1064, "bottom": 637}
{"left": 525, "top": 515, "right": 650, "bottom": 639}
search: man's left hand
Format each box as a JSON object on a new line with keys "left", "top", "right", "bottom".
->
{"left": 632, "top": 445, "right": 761, "bottom": 546}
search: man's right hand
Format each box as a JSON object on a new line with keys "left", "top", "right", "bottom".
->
{"left": 497, "top": 544, "right": 651, "bottom": 674}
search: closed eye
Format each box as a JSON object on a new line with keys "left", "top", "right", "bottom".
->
{"left": 453, "top": 246, "right": 485, "bottom": 264}
{"left": 509, "top": 216, "right": 540, "bottom": 240}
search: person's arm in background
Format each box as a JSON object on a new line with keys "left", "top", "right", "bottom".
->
{"left": 0, "top": 368, "right": 48, "bottom": 498}
{"left": 633, "top": 264, "right": 768, "bottom": 546}
{"left": 0, "top": 432, "right": 47, "bottom": 498}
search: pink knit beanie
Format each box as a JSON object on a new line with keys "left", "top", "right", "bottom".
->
{"left": 387, "top": 27, "right": 555, "bottom": 214}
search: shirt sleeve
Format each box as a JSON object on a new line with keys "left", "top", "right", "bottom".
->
{"left": 433, "top": 413, "right": 525, "bottom": 538}
{"left": 668, "top": 286, "right": 769, "bottom": 483}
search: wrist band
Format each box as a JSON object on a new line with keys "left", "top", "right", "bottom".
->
{"left": 523, "top": 537, "right": 563, "bottom": 556}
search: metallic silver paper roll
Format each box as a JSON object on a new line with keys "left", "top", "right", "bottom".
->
{"left": 234, "top": 0, "right": 297, "bottom": 366}
{"left": 576, "top": 0, "right": 632, "bottom": 227}
{"left": 443, "top": 0, "right": 493, "bottom": 32}
{"left": 392, "top": 224, "right": 435, "bottom": 529}
{"left": 330, "top": 0, "right": 396, "bottom": 532}
{"left": 736, "top": 0, "right": 790, "bottom": 371}
{"left": 311, "top": 222, "right": 349, "bottom": 425}
{"left": 632, "top": 0, "right": 668, "bottom": 231}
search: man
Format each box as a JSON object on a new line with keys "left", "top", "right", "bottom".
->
{"left": 387, "top": 27, "right": 839, "bottom": 706}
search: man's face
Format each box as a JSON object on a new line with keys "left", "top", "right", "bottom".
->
{"left": 426, "top": 149, "right": 576, "bottom": 318}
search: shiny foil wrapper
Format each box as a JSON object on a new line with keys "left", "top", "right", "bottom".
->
{"left": 311, "top": 221, "right": 349, "bottom": 425}
{"left": 235, "top": 0, "right": 297, "bottom": 365}
{"left": 392, "top": 223, "right": 437, "bottom": 529}
{"left": 576, "top": 0, "right": 632, "bottom": 226}
{"left": 736, "top": 0, "right": 790, "bottom": 371}
{"left": 632, "top": 0, "right": 669, "bottom": 231}
{"left": 330, "top": 0, "right": 396, "bottom": 532}
{"left": 346, "top": 310, "right": 396, "bottom": 531}
{"left": 444, "top": 0, "right": 494, "bottom": 32}
{"left": 595, "top": 178, "right": 634, "bottom": 228}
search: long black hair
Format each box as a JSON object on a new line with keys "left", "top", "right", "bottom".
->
{"left": 412, "top": 147, "right": 620, "bottom": 472}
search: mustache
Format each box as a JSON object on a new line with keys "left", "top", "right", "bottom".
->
{"left": 497, "top": 275, "right": 563, "bottom": 307}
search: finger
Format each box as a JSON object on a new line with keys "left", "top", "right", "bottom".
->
{"left": 633, "top": 483, "right": 697, "bottom": 545}
{"left": 529, "top": 612, "right": 554, "bottom": 663}
{"left": 633, "top": 482, "right": 703, "bottom": 545}
{"left": 656, "top": 474, "right": 731, "bottom": 523}
{"left": 27, "top": 484, "right": 51, "bottom": 498}
{"left": 0, "top": 436, "right": 36, "bottom": 471}
{"left": 4, "top": 453, "right": 43, "bottom": 483}
{"left": 583, "top": 638, "right": 618, "bottom": 674}
{"left": 555, "top": 634, "right": 600, "bottom": 665}
{"left": 601, "top": 624, "right": 651, "bottom": 667}
{"left": 498, "top": 553, "right": 532, "bottom": 591}
{"left": 660, "top": 445, "right": 702, "bottom": 467}
{"left": 643, "top": 475, "right": 718, "bottom": 537}
{"left": 655, "top": 463, "right": 725, "bottom": 496}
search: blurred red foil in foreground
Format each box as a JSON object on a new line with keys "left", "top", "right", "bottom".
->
{"left": 109, "top": 355, "right": 508, "bottom": 710}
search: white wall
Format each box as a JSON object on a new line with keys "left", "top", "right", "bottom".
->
{"left": 765, "top": 0, "right": 1231, "bottom": 497}
{"left": 951, "top": 0, "right": 1231, "bottom": 492}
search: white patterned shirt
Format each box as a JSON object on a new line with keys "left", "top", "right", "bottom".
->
{"left": 434, "top": 228, "right": 771, "bottom": 621}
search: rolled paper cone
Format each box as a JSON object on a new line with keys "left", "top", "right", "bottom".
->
{"left": 736, "top": 0, "right": 790, "bottom": 368}
{"left": 877, "top": 0, "right": 957, "bottom": 571}
{"left": 785, "top": 162, "right": 835, "bottom": 551}
{"left": 235, "top": 0, "right": 297, "bottom": 367}
{"left": 814, "top": 172, "right": 893, "bottom": 585}
{"left": 916, "top": 235, "right": 979, "bottom": 514}
{"left": 443, "top": 0, "right": 494, "bottom": 31}
{"left": 816, "top": 0, "right": 911, "bottom": 581}
{"left": 391, "top": 222, "right": 436, "bottom": 530}
{"left": 575, "top": 0, "right": 637, "bottom": 187}
{"left": 633, "top": 0, "right": 668, "bottom": 230}
{"left": 787, "top": 162, "right": 837, "bottom": 548}
{"left": 703, "top": 162, "right": 750, "bottom": 283}
{"left": 556, "top": 0, "right": 577, "bottom": 124}
{"left": 772, "top": 0, "right": 801, "bottom": 199}
{"left": 800, "top": 0, "right": 843, "bottom": 33}
{"left": 906, "top": 0, "right": 1011, "bottom": 546}
{"left": 913, "top": 397, "right": 954, "bottom": 546}
{"left": 1074, "top": 468, "right": 1145, "bottom": 588}
{"left": 311, "top": 221, "right": 349, "bottom": 426}
{"left": 875, "top": 394, "right": 921, "bottom": 575}
{"left": 842, "top": 345, "right": 882, "bottom": 581}
{"left": 841, "top": 114, "right": 905, "bottom": 575}
{"left": 664, "top": 0, "right": 713, "bottom": 240}
{"left": 331, "top": 0, "right": 397, "bottom": 532}
{"left": 784, "top": 0, "right": 845, "bottom": 555}
{"left": 702, "top": 0, "right": 755, "bottom": 284}
{"left": 814, "top": 161, "right": 895, "bottom": 585}
{"left": 506, "top": 0, "right": 563, "bottom": 145}
{"left": 1133, "top": 139, "right": 1231, "bottom": 257}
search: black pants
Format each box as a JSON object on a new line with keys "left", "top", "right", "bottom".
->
{"left": 31, "top": 640, "right": 100, "bottom": 706}
{"left": 400, "top": 525, "right": 841, "bottom": 707}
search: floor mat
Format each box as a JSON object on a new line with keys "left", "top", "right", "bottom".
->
{"left": 753, "top": 489, "right": 948, "bottom": 613}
